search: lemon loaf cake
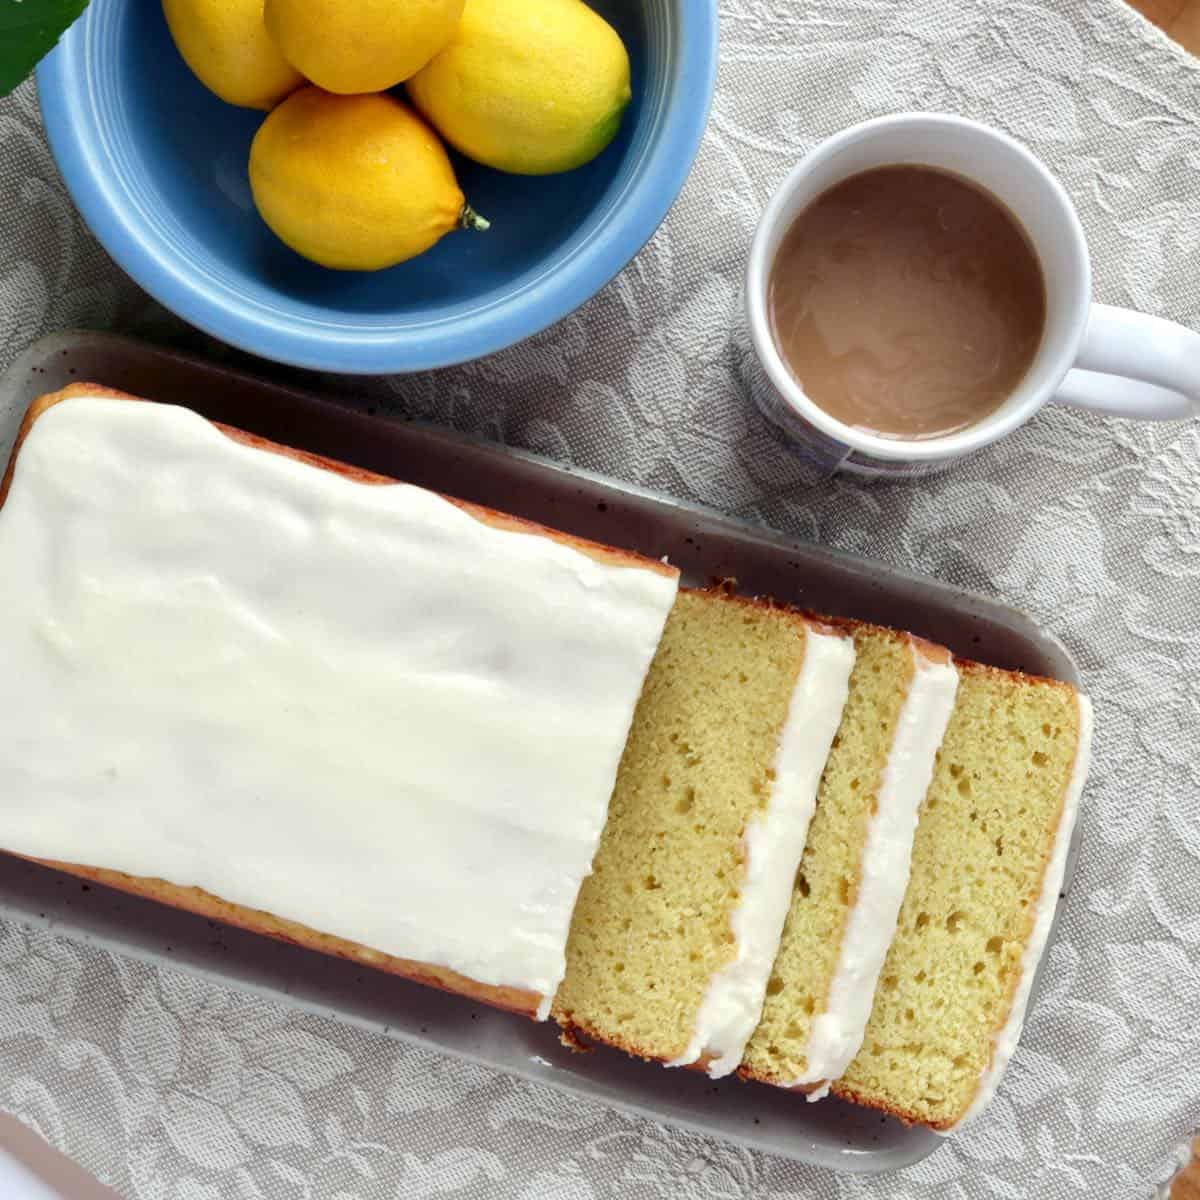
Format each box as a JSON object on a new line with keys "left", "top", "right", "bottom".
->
{"left": 832, "top": 662, "right": 1093, "bottom": 1128}
{"left": 553, "top": 590, "right": 855, "bottom": 1077}
{"left": 740, "top": 625, "right": 959, "bottom": 1096}
{"left": 0, "top": 387, "right": 680, "bottom": 1019}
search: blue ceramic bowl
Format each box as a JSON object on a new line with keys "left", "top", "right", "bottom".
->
{"left": 37, "top": 1, "right": 717, "bottom": 374}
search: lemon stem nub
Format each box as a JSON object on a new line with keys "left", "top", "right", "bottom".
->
{"left": 461, "top": 205, "right": 491, "bottom": 232}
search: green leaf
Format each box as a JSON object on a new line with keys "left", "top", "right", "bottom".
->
{"left": 0, "top": 0, "right": 91, "bottom": 97}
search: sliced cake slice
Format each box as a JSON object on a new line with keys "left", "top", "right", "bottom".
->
{"left": 740, "top": 624, "right": 959, "bottom": 1095}
{"left": 832, "top": 662, "right": 1092, "bottom": 1129}
{"left": 552, "top": 588, "right": 855, "bottom": 1077}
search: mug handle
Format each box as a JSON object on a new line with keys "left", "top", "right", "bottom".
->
{"left": 1052, "top": 304, "right": 1200, "bottom": 420}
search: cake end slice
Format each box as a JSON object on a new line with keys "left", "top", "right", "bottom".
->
{"left": 831, "top": 663, "right": 1092, "bottom": 1129}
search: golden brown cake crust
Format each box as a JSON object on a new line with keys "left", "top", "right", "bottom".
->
{"left": 0, "top": 383, "right": 682, "bottom": 1022}
{"left": 556, "top": 1015, "right": 720, "bottom": 1077}
{"left": 22, "top": 857, "right": 543, "bottom": 1017}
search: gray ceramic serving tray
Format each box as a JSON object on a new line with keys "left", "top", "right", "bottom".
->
{"left": 0, "top": 332, "right": 1084, "bottom": 1175}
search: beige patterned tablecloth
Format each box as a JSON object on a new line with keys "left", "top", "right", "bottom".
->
{"left": 1, "top": 1, "right": 1199, "bottom": 1196}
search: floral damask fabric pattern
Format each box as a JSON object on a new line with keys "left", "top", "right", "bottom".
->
{"left": 1, "top": 1, "right": 1199, "bottom": 1196}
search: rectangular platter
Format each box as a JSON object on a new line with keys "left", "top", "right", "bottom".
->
{"left": 0, "top": 331, "right": 1084, "bottom": 1175}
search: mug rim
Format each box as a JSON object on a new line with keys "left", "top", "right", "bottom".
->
{"left": 745, "top": 112, "right": 1093, "bottom": 464}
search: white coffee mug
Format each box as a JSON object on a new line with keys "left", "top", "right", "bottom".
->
{"left": 745, "top": 113, "right": 1200, "bottom": 477}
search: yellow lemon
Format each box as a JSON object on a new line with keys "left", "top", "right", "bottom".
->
{"left": 248, "top": 88, "right": 488, "bottom": 271}
{"left": 263, "top": 0, "right": 465, "bottom": 94}
{"left": 162, "top": 0, "right": 303, "bottom": 110}
{"left": 406, "top": 0, "right": 631, "bottom": 176}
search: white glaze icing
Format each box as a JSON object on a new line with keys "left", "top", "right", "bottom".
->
{"left": 790, "top": 645, "right": 960, "bottom": 1099}
{"left": 0, "top": 397, "right": 680, "bottom": 1016}
{"left": 949, "top": 692, "right": 1094, "bottom": 1130}
{"left": 668, "top": 627, "right": 856, "bottom": 1078}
